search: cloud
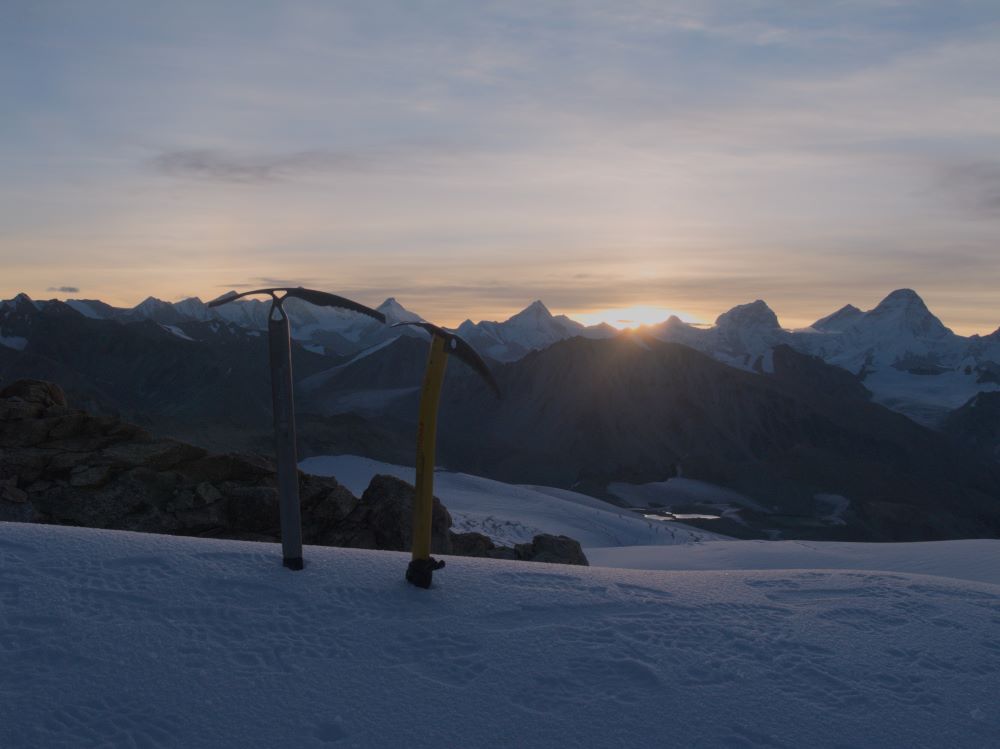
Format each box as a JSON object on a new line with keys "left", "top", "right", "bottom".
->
{"left": 150, "top": 149, "right": 373, "bottom": 183}
{"left": 217, "top": 277, "right": 327, "bottom": 289}
{"left": 936, "top": 161, "right": 1000, "bottom": 218}
{"left": 149, "top": 143, "right": 461, "bottom": 184}
{"left": 47, "top": 286, "right": 80, "bottom": 293}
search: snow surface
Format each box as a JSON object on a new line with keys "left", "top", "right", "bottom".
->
{"left": 862, "top": 367, "right": 999, "bottom": 425}
{"left": 65, "top": 300, "right": 102, "bottom": 320}
{"left": 300, "top": 336, "right": 403, "bottom": 392}
{"left": 159, "top": 324, "right": 195, "bottom": 342}
{"left": 0, "top": 335, "right": 28, "bottom": 351}
{"left": 299, "top": 455, "right": 718, "bottom": 547}
{"left": 3, "top": 522, "right": 999, "bottom": 748}
{"left": 588, "top": 539, "right": 1000, "bottom": 585}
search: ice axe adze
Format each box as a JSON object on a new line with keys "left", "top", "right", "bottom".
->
{"left": 209, "top": 287, "right": 385, "bottom": 570}
{"left": 394, "top": 321, "right": 501, "bottom": 589}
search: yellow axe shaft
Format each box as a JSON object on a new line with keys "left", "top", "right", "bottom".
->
{"left": 412, "top": 334, "right": 448, "bottom": 561}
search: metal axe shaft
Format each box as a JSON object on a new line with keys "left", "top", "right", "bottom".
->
{"left": 268, "top": 312, "right": 304, "bottom": 570}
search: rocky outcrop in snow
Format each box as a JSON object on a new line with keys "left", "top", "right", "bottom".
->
{"left": 0, "top": 380, "right": 587, "bottom": 564}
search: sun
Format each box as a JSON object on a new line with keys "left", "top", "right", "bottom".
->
{"left": 573, "top": 305, "right": 696, "bottom": 330}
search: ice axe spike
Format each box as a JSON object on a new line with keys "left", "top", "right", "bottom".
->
{"left": 394, "top": 321, "right": 501, "bottom": 589}
{"left": 209, "top": 287, "right": 385, "bottom": 570}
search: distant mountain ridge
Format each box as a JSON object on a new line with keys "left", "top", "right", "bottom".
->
{"left": 645, "top": 288, "right": 1000, "bottom": 425}
{"left": 3, "top": 289, "right": 1000, "bottom": 542}
{"left": 2, "top": 288, "right": 998, "bottom": 425}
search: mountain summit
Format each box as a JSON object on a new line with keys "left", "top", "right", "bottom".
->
{"left": 866, "top": 288, "right": 951, "bottom": 339}
{"left": 812, "top": 304, "right": 863, "bottom": 332}
{"left": 714, "top": 300, "right": 780, "bottom": 331}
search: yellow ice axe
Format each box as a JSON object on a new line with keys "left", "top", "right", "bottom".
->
{"left": 394, "top": 321, "right": 500, "bottom": 588}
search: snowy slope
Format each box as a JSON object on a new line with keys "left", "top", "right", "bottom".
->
{"left": 3, "top": 522, "right": 1000, "bottom": 748}
{"left": 588, "top": 539, "right": 1000, "bottom": 585}
{"left": 647, "top": 289, "right": 1000, "bottom": 424}
{"left": 299, "top": 455, "right": 717, "bottom": 547}
{"left": 305, "top": 457, "right": 1000, "bottom": 586}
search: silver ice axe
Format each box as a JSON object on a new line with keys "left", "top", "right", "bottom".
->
{"left": 209, "top": 287, "right": 385, "bottom": 570}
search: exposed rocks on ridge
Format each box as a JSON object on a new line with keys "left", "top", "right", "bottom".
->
{"left": 0, "top": 379, "right": 587, "bottom": 566}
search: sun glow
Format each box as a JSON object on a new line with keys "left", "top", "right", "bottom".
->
{"left": 573, "top": 305, "right": 698, "bottom": 330}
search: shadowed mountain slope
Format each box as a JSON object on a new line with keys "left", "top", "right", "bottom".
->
{"left": 424, "top": 336, "right": 1000, "bottom": 541}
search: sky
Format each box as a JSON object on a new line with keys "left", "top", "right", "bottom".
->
{"left": 1, "top": 1, "right": 999, "bottom": 334}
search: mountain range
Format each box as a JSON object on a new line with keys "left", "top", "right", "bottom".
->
{"left": 2, "top": 287, "right": 999, "bottom": 541}
{"left": 5, "top": 288, "right": 997, "bottom": 425}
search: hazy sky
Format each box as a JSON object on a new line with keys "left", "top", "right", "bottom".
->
{"left": 2, "top": 1, "right": 999, "bottom": 333}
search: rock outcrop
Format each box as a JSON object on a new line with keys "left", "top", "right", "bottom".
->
{"left": 0, "top": 379, "right": 587, "bottom": 565}
{"left": 451, "top": 531, "right": 588, "bottom": 565}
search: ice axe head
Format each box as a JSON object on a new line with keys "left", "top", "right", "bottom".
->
{"left": 393, "top": 321, "right": 501, "bottom": 398}
{"left": 208, "top": 287, "right": 386, "bottom": 323}
{"left": 205, "top": 286, "right": 385, "bottom": 571}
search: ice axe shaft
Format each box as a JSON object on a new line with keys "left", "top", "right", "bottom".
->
{"left": 412, "top": 334, "right": 448, "bottom": 563}
{"left": 268, "top": 309, "right": 304, "bottom": 570}
{"left": 209, "top": 286, "right": 385, "bottom": 571}
{"left": 398, "top": 321, "right": 500, "bottom": 589}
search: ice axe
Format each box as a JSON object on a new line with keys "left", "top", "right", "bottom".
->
{"left": 209, "top": 287, "right": 385, "bottom": 570}
{"left": 394, "top": 321, "right": 500, "bottom": 589}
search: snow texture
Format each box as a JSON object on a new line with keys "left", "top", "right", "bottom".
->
{"left": 2, "top": 522, "right": 999, "bottom": 748}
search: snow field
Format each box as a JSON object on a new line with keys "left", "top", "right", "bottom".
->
{"left": 3, "top": 523, "right": 1000, "bottom": 748}
{"left": 299, "top": 455, "right": 719, "bottom": 548}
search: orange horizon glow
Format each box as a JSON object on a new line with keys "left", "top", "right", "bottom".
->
{"left": 571, "top": 305, "right": 703, "bottom": 330}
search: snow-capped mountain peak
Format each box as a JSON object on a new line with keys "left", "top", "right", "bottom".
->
{"left": 173, "top": 297, "right": 213, "bottom": 321}
{"left": 714, "top": 299, "right": 780, "bottom": 331}
{"left": 134, "top": 296, "right": 166, "bottom": 312}
{"left": 509, "top": 300, "right": 553, "bottom": 323}
{"left": 376, "top": 297, "right": 422, "bottom": 325}
{"left": 863, "top": 288, "right": 951, "bottom": 339}
{"left": 450, "top": 301, "right": 613, "bottom": 362}
{"left": 812, "top": 304, "right": 863, "bottom": 332}
{"left": 6, "top": 292, "right": 39, "bottom": 313}
{"left": 871, "top": 288, "right": 925, "bottom": 313}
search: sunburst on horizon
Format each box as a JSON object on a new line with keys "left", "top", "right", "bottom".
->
{"left": 572, "top": 305, "right": 702, "bottom": 330}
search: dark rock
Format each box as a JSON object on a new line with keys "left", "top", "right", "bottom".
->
{"left": 450, "top": 530, "right": 588, "bottom": 565}
{"left": 514, "top": 534, "right": 589, "bottom": 566}
{"left": 450, "top": 531, "right": 497, "bottom": 556}
{"left": 101, "top": 440, "right": 206, "bottom": 470}
{"left": 181, "top": 452, "right": 274, "bottom": 483}
{"left": 300, "top": 474, "right": 359, "bottom": 542}
{"left": 0, "top": 478, "right": 28, "bottom": 504}
{"left": 0, "top": 378, "right": 589, "bottom": 564}
{"left": 69, "top": 464, "right": 113, "bottom": 488}
{"left": 0, "top": 380, "right": 67, "bottom": 408}
{"left": 223, "top": 485, "right": 279, "bottom": 533}
{"left": 334, "top": 475, "right": 453, "bottom": 554}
